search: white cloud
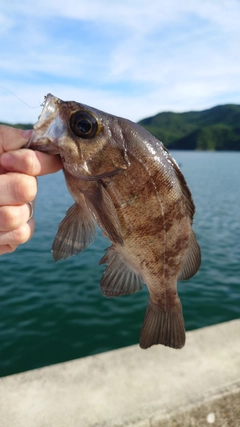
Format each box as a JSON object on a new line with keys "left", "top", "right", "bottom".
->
{"left": 0, "top": 0, "right": 240, "bottom": 124}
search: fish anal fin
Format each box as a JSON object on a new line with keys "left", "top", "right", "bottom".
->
{"left": 99, "top": 247, "right": 144, "bottom": 297}
{"left": 140, "top": 299, "right": 185, "bottom": 349}
{"left": 85, "top": 183, "right": 123, "bottom": 246}
{"left": 178, "top": 231, "right": 201, "bottom": 281}
{"left": 52, "top": 202, "right": 96, "bottom": 261}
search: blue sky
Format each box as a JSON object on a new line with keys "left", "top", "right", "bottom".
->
{"left": 0, "top": 0, "right": 240, "bottom": 124}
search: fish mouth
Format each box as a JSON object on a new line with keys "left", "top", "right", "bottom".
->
{"left": 25, "top": 94, "right": 66, "bottom": 153}
{"left": 26, "top": 131, "right": 61, "bottom": 154}
{"left": 38, "top": 93, "right": 61, "bottom": 122}
{"left": 28, "top": 139, "right": 61, "bottom": 155}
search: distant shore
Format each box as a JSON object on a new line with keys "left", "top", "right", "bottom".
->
{"left": 1, "top": 102, "right": 240, "bottom": 150}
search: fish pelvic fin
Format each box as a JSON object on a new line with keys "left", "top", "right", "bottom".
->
{"left": 52, "top": 202, "right": 96, "bottom": 261}
{"left": 178, "top": 231, "right": 201, "bottom": 281}
{"left": 99, "top": 247, "right": 144, "bottom": 297}
{"left": 140, "top": 299, "right": 185, "bottom": 349}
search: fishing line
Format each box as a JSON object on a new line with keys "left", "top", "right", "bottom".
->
{"left": 0, "top": 86, "right": 41, "bottom": 109}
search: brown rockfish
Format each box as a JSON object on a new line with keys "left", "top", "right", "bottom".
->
{"left": 28, "top": 94, "right": 201, "bottom": 349}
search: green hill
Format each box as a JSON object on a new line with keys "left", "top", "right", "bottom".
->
{"left": 138, "top": 104, "right": 240, "bottom": 150}
{"left": 0, "top": 122, "right": 32, "bottom": 130}
{"left": 1, "top": 104, "right": 240, "bottom": 150}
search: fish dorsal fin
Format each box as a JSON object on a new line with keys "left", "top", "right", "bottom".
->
{"left": 85, "top": 183, "right": 123, "bottom": 246}
{"left": 99, "top": 247, "right": 144, "bottom": 297}
{"left": 52, "top": 202, "right": 96, "bottom": 261}
{"left": 162, "top": 146, "right": 195, "bottom": 219}
{"left": 178, "top": 231, "right": 201, "bottom": 281}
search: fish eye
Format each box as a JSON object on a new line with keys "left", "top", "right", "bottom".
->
{"left": 70, "top": 111, "right": 99, "bottom": 139}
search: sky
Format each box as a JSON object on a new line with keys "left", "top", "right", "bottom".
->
{"left": 0, "top": 0, "right": 240, "bottom": 124}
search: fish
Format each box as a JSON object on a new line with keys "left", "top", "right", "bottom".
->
{"left": 28, "top": 93, "right": 201, "bottom": 349}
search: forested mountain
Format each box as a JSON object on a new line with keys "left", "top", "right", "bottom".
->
{"left": 138, "top": 104, "right": 240, "bottom": 150}
{"left": 0, "top": 122, "right": 32, "bottom": 130}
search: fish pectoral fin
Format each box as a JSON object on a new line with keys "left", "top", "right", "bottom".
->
{"left": 99, "top": 247, "right": 144, "bottom": 297}
{"left": 178, "top": 231, "right": 201, "bottom": 281}
{"left": 85, "top": 183, "right": 123, "bottom": 246}
{"left": 140, "top": 299, "right": 185, "bottom": 349}
{"left": 52, "top": 203, "right": 96, "bottom": 261}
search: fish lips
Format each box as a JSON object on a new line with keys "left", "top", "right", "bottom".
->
{"left": 26, "top": 98, "right": 66, "bottom": 155}
{"left": 24, "top": 131, "right": 58, "bottom": 154}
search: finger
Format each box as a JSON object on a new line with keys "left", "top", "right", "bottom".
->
{"left": 1, "top": 149, "right": 62, "bottom": 176}
{"left": 0, "top": 125, "right": 32, "bottom": 155}
{"left": 0, "top": 244, "right": 18, "bottom": 255}
{"left": 0, "top": 204, "right": 32, "bottom": 231}
{"left": 0, "top": 172, "right": 37, "bottom": 205}
{"left": 0, "top": 218, "right": 35, "bottom": 249}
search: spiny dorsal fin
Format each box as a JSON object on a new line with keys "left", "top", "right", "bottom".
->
{"left": 162, "top": 145, "right": 195, "bottom": 219}
{"left": 99, "top": 247, "right": 144, "bottom": 297}
{"left": 178, "top": 231, "right": 201, "bottom": 281}
{"left": 52, "top": 203, "right": 96, "bottom": 261}
{"left": 140, "top": 299, "right": 185, "bottom": 349}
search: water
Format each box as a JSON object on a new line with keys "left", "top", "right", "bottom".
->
{"left": 0, "top": 151, "right": 239, "bottom": 377}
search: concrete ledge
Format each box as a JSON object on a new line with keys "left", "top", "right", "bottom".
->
{"left": 0, "top": 319, "right": 239, "bottom": 427}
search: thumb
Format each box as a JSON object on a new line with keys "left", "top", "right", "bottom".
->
{"left": 0, "top": 125, "right": 32, "bottom": 155}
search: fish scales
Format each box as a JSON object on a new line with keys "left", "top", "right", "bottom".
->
{"left": 102, "top": 145, "right": 191, "bottom": 295}
{"left": 28, "top": 94, "right": 201, "bottom": 350}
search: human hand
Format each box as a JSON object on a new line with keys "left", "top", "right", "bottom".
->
{"left": 0, "top": 125, "right": 62, "bottom": 255}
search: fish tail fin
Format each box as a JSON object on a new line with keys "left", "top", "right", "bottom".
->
{"left": 140, "top": 299, "right": 185, "bottom": 349}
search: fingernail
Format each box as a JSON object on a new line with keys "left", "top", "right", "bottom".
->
{"left": 21, "top": 129, "right": 33, "bottom": 140}
{"left": 1, "top": 153, "right": 14, "bottom": 168}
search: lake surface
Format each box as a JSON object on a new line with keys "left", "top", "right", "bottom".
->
{"left": 0, "top": 151, "right": 239, "bottom": 377}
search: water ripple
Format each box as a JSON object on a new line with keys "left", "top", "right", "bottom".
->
{"left": 0, "top": 153, "right": 240, "bottom": 376}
